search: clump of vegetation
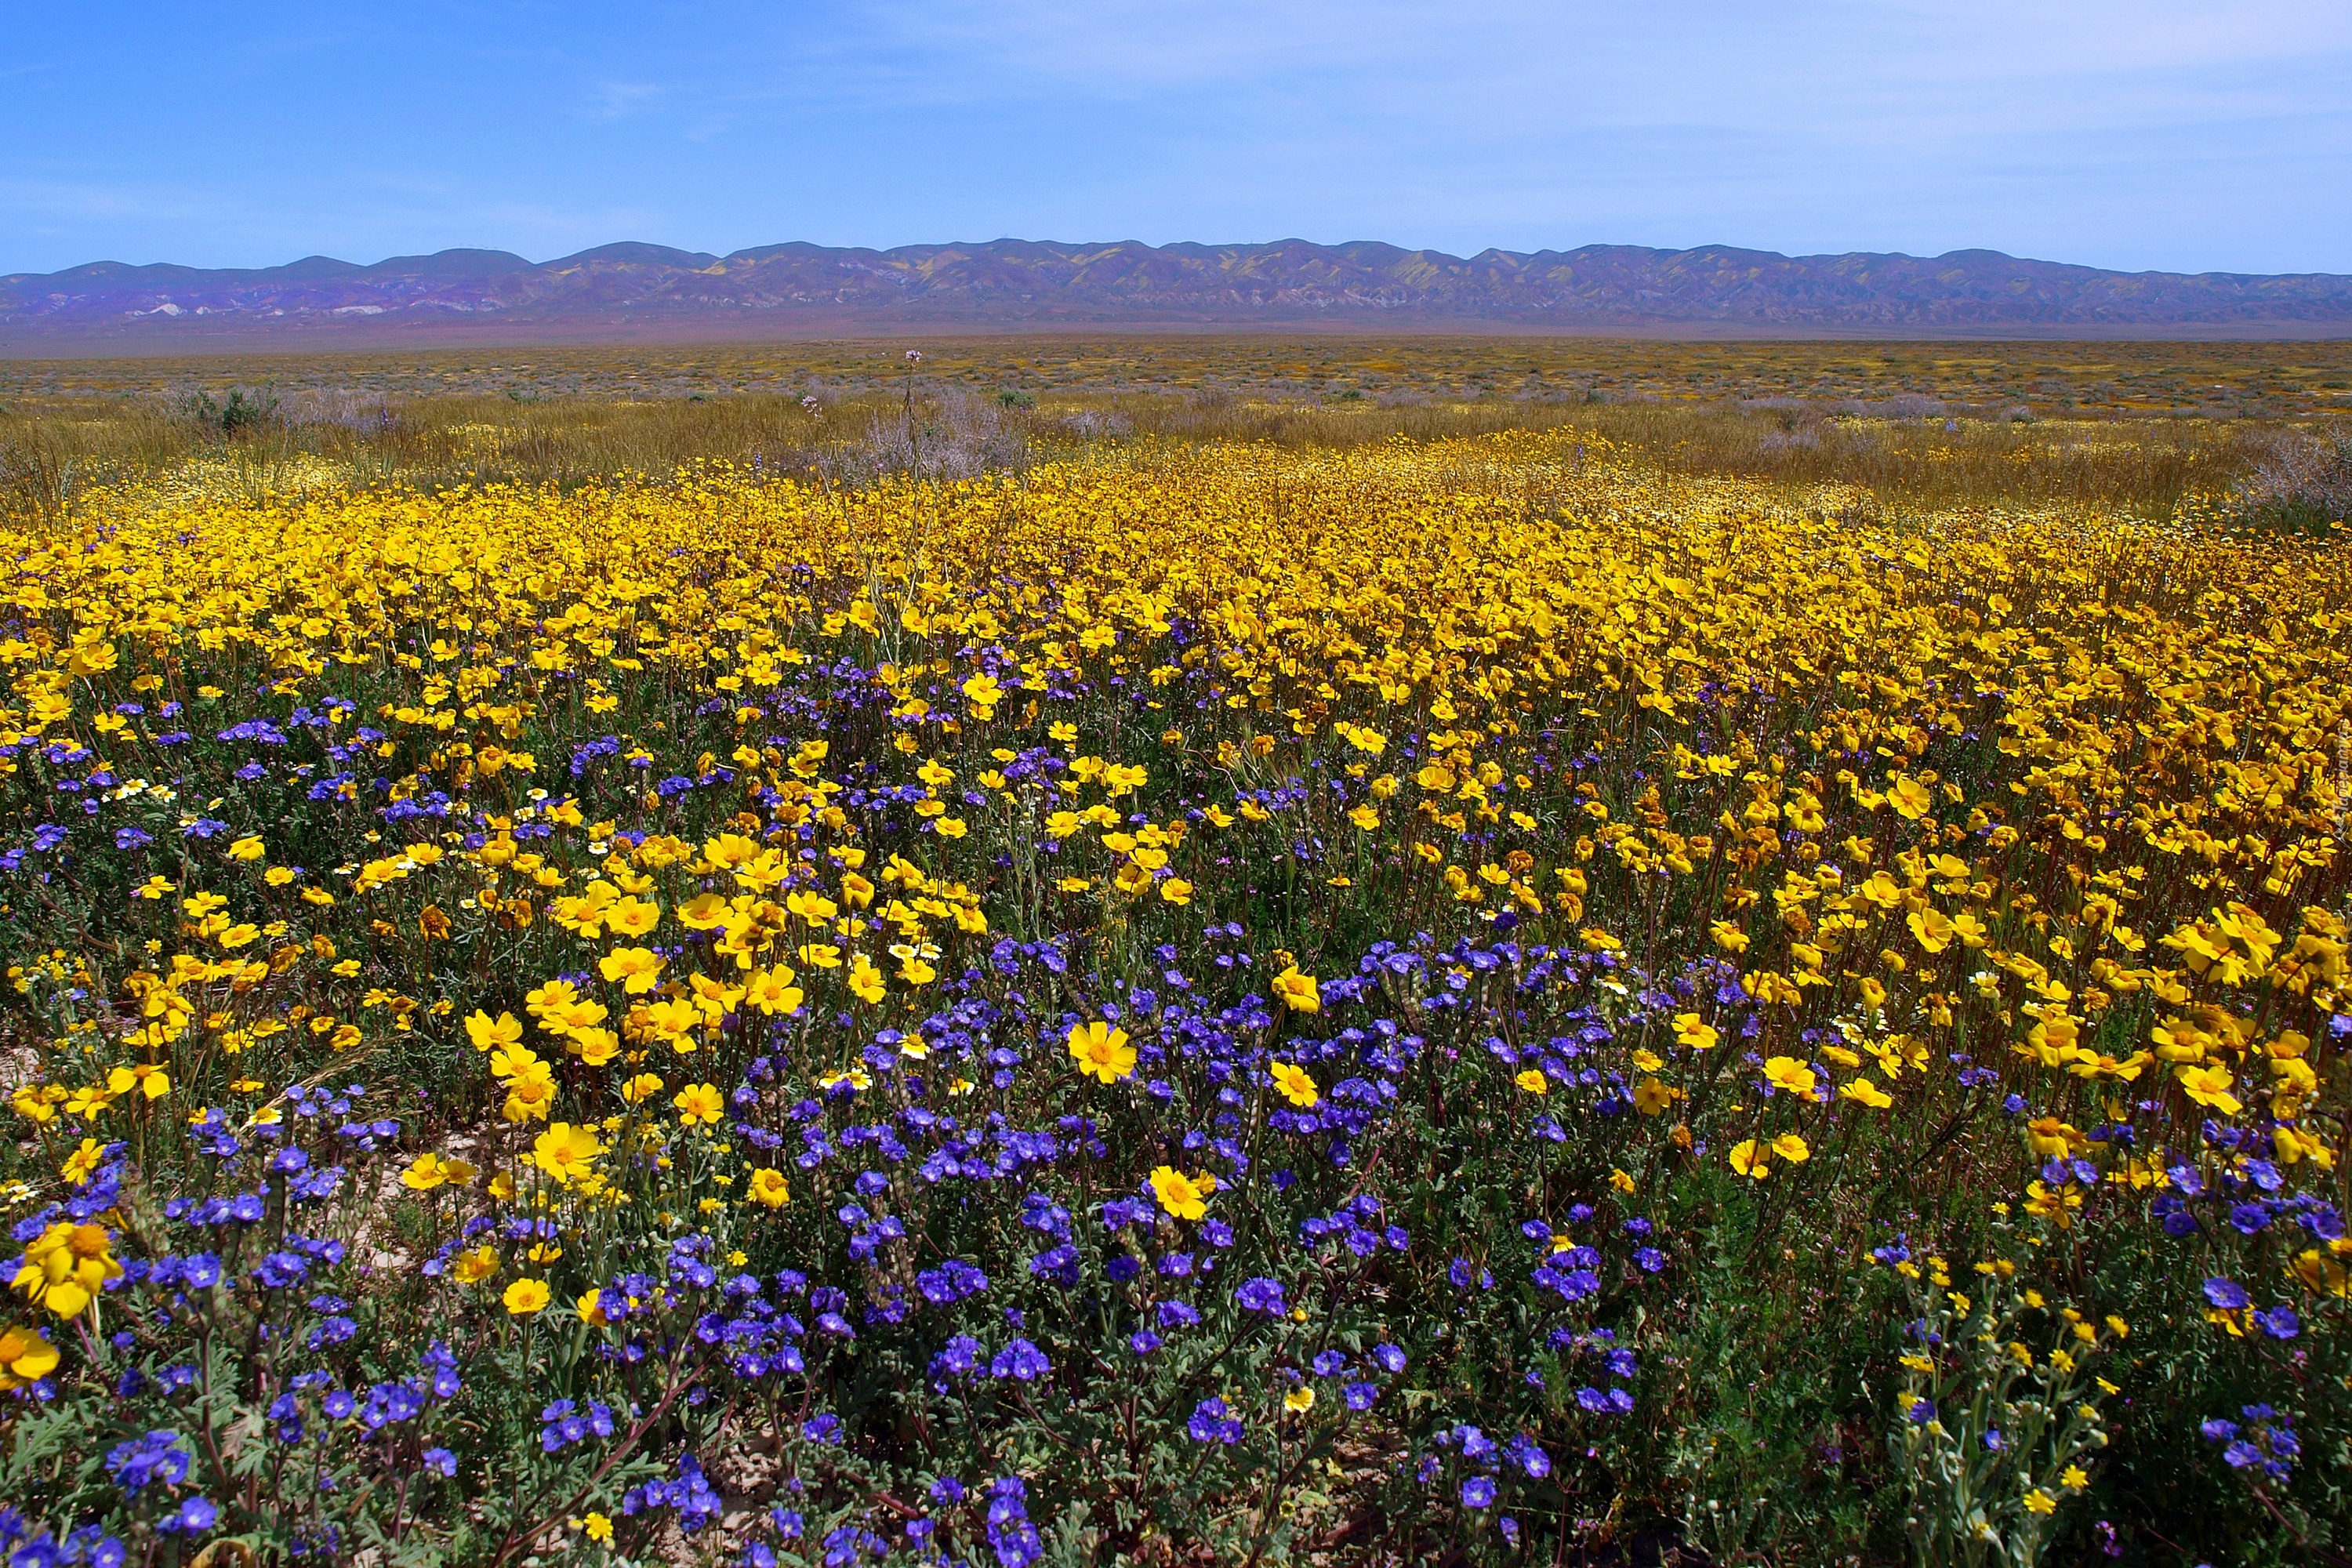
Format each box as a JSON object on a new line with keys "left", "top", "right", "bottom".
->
{"left": 2234, "top": 422, "right": 2352, "bottom": 532}
{"left": 179, "top": 387, "right": 280, "bottom": 437}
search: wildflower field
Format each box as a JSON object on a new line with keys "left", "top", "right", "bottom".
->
{"left": 0, "top": 426, "right": 2347, "bottom": 1565}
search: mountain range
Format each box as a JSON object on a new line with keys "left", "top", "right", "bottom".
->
{"left": 5, "top": 239, "right": 2350, "bottom": 345}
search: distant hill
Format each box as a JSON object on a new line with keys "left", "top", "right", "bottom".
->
{"left": 5, "top": 239, "right": 2350, "bottom": 347}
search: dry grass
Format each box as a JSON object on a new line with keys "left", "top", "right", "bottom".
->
{"left": 0, "top": 347, "right": 2343, "bottom": 524}
{"left": 1095, "top": 392, "right": 2280, "bottom": 514}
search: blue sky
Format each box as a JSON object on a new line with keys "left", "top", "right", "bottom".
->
{"left": 5, "top": 0, "right": 2347, "bottom": 277}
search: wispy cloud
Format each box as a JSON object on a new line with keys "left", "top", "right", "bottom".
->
{"left": 588, "top": 80, "right": 664, "bottom": 120}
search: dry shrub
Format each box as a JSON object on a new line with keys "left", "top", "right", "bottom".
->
{"left": 2232, "top": 422, "right": 2352, "bottom": 531}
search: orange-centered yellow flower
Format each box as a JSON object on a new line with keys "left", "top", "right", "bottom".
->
{"left": 1672, "top": 1012, "right": 1718, "bottom": 1051}
{"left": 466, "top": 1009, "right": 523, "bottom": 1051}
{"left": 10, "top": 1221, "right": 122, "bottom": 1319}
{"left": 401, "top": 1151, "right": 475, "bottom": 1191}
{"left": 2174, "top": 1064, "right": 2241, "bottom": 1115}
{"left": 1762, "top": 1056, "right": 1820, "bottom": 1102}
{"left": 598, "top": 946, "right": 665, "bottom": 993}
{"left": 503, "top": 1278, "right": 552, "bottom": 1316}
{"left": 748, "top": 1167, "right": 792, "bottom": 1208}
{"left": 1271, "top": 967, "right": 1320, "bottom": 1013}
{"left": 0, "top": 1324, "right": 60, "bottom": 1385}
{"left": 673, "top": 1082, "right": 726, "bottom": 1127}
{"left": 1150, "top": 1165, "right": 1216, "bottom": 1221}
{"left": 1068, "top": 1021, "right": 1137, "bottom": 1083}
{"left": 531, "top": 1123, "right": 604, "bottom": 1185}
